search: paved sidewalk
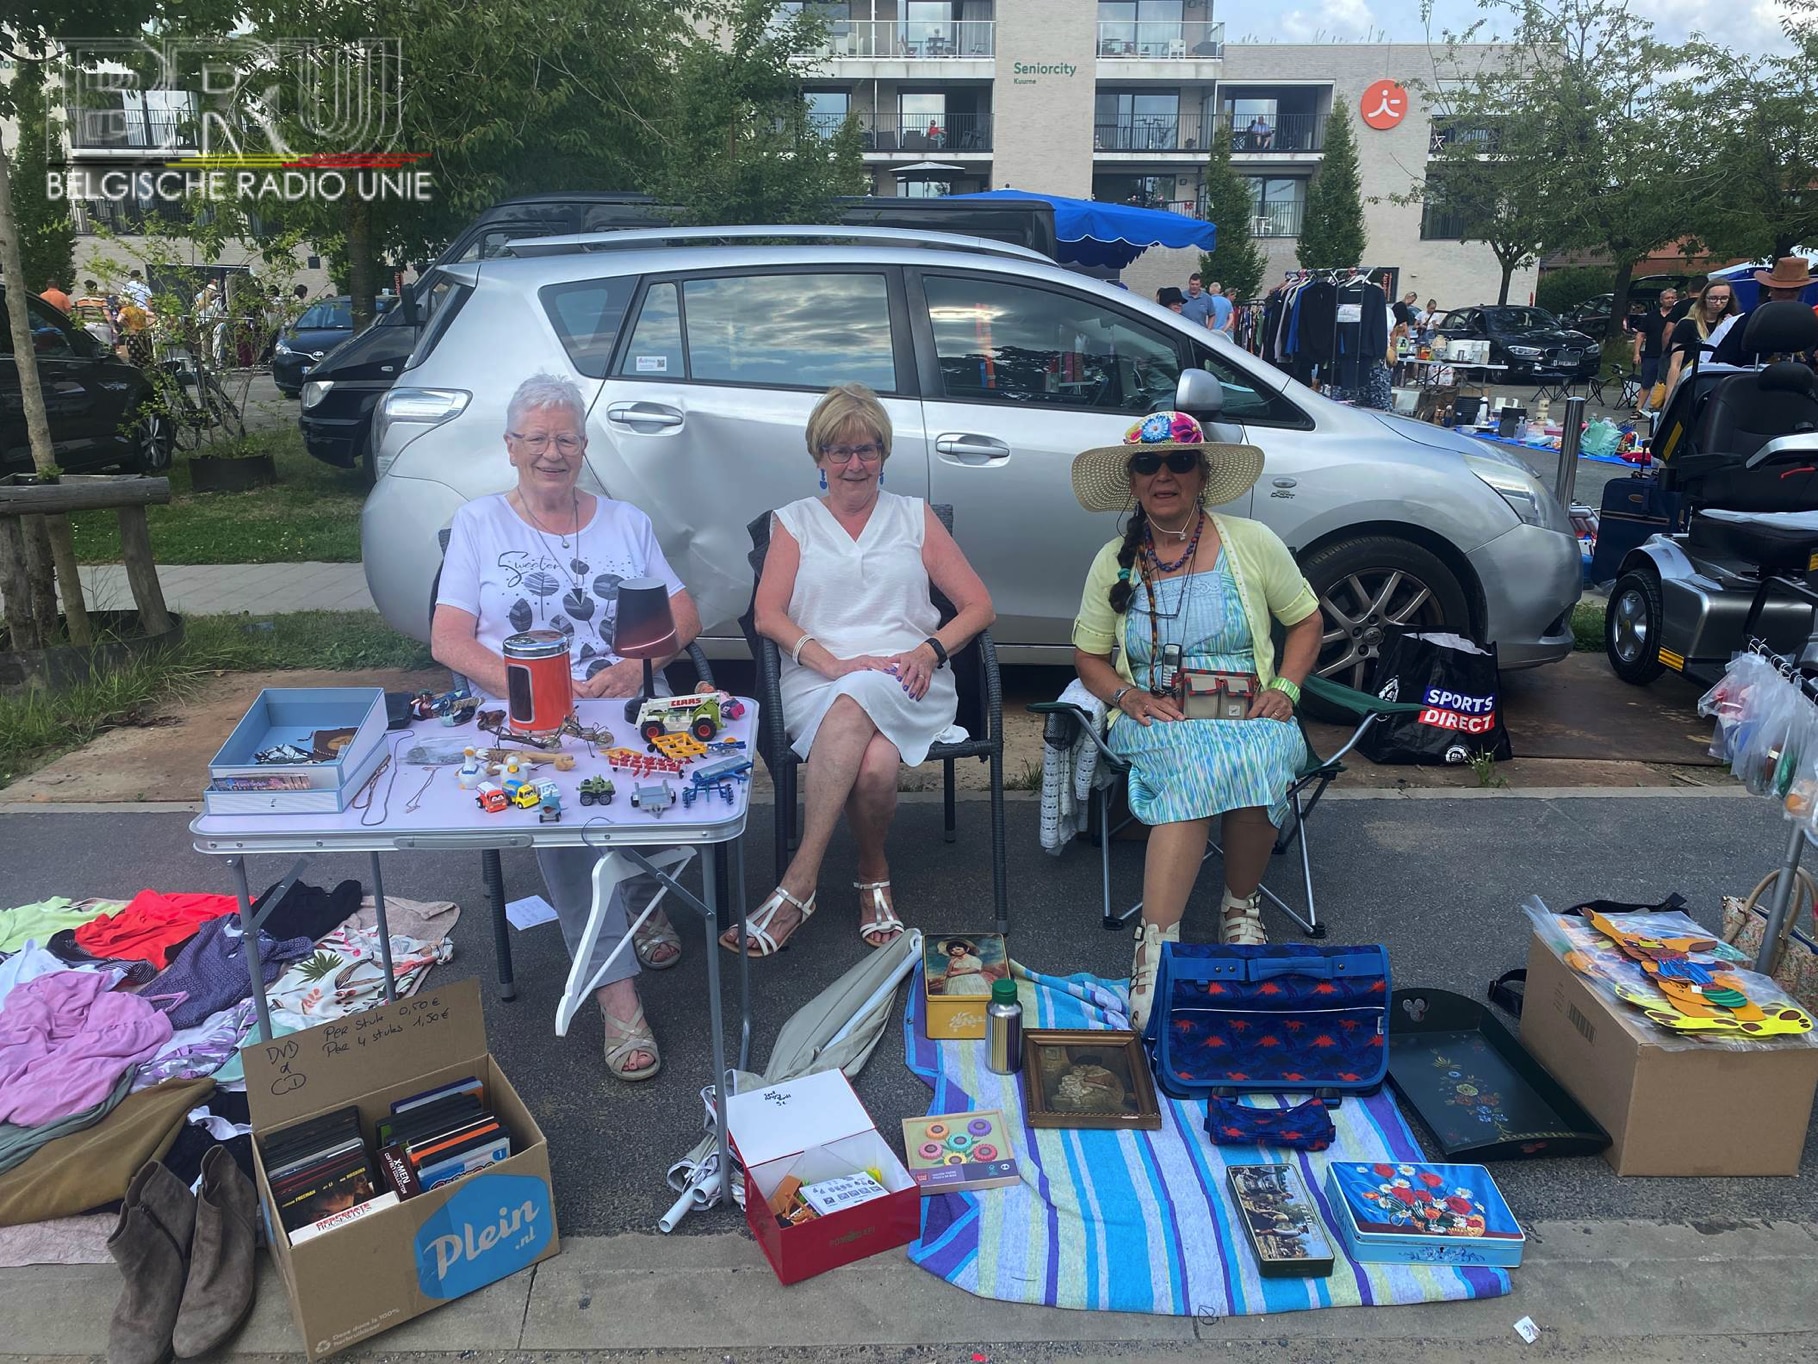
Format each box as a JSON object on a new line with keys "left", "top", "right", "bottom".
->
{"left": 76, "top": 562, "right": 373, "bottom": 615}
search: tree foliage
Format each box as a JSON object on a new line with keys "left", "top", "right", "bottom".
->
{"left": 1198, "top": 130, "right": 1266, "bottom": 302}
{"left": 1297, "top": 104, "right": 1364, "bottom": 270}
{"left": 8, "top": 65, "right": 75, "bottom": 293}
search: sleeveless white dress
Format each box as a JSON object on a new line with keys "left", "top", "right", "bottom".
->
{"left": 775, "top": 492, "right": 958, "bottom": 766}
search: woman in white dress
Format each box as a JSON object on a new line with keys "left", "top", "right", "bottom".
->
{"left": 727, "top": 383, "right": 994, "bottom": 956}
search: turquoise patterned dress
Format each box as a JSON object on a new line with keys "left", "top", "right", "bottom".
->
{"left": 1108, "top": 552, "right": 1308, "bottom": 826}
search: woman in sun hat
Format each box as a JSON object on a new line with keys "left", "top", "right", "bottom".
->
{"left": 1069, "top": 411, "right": 1324, "bottom": 1030}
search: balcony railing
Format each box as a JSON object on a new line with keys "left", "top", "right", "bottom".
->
{"left": 1093, "top": 115, "right": 1206, "bottom": 153}
{"left": 1096, "top": 20, "right": 1224, "bottom": 59}
{"left": 1250, "top": 200, "right": 1306, "bottom": 238}
{"left": 1214, "top": 113, "right": 1327, "bottom": 154}
{"left": 795, "top": 19, "right": 995, "bottom": 59}
{"left": 64, "top": 105, "right": 198, "bottom": 152}
{"left": 809, "top": 110, "right": 993, "bottom": 151}
{"left": 1429, "top": 120, "right": 1503, "bottom": 155}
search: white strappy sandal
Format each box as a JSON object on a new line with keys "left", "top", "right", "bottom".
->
{"left": 721, "top": 886, "right": 816, "bottom": 957}
{"left": 855, "top": 880, "right": 904, "bottom": 948}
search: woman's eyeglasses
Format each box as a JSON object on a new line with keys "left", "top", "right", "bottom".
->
{"left": 1127, "top": 450, "right": 1200, "bottom": 477}
{"left": 821, "top": 442, "right": 883, "bottom": 465}
{"left": 509, "top": 432, "right": 583, "bottom": 455}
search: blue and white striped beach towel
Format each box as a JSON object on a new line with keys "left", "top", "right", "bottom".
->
{"left": 904, "top": 964, "right": 1512, "bottom": 1316}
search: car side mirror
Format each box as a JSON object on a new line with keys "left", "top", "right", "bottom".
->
{"left": 1174, "top": 367, "right": 1224, "bottom": 420}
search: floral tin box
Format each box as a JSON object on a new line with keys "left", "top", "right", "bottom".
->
{"left": 1322, "top": 1161, "right": 1525, "bottom": 1268}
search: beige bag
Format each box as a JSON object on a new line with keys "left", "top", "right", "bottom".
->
{"left": 1722, "top": 870, "right": 1818, "bottom": 1013}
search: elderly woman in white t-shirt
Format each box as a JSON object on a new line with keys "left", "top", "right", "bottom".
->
{"left": 727, "top": 383, "right": 994, "bottom": 958}
{"left": 432, "top": 372, "right": 702, "bottom": 1083}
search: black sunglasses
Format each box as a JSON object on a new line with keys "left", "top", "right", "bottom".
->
{"left": 1127, "top": 450, "right": 1201, "bottom": 477}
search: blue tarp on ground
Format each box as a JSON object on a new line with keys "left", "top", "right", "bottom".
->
{"left": 948, "top": 189, "right": 1216, "bottom": 269}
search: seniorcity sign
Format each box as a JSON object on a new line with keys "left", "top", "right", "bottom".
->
{"left": 1011, "top": 60, "right": 1079, "bottom": 84}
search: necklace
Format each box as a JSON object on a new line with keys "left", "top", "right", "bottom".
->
{"left": 517, "top": 489, "right": 587, "bottom": 602}
{"left": 1142, "top": 509, "right": 1204, "bottom": 573}
{"left": 1151, "top": 511, "right": 1195, "bottom": 541}
{"left": 519, "top": 489, "right": 581, "bottom": 549}
{"left": 1140, "top": 511, "right": 1208, "bottom": 695}
{"left": 402, "top": 767, "right": 436, "bottom": 814}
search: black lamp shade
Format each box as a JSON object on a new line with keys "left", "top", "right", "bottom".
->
{"left": 611, "top": 579, "right": 677, "bottom": 659}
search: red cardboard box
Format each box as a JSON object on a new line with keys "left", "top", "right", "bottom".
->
{"left": 726, "top": 1070, "right": 919, "bottom": 1285}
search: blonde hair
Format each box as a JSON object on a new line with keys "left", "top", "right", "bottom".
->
{"left": 805, "top": 383, "right": 892, "bottom": 464}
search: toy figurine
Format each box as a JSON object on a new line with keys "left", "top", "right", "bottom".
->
{"left": 577, "top": 776, "right": 615, "bottom": 806}
{"left": 456, "top": 747, "right": 483, "bottom": 789}
{"left": 502, "top": 758, "right": 526, "bottom": 797}
{"left": 636, "top": 689, "right": 725, "bottom": 744}
{"left": 475, "top": 782, "right": 508, "bottom": 813}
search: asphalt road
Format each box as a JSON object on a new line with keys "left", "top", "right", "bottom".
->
{"left": 5, "top": 790, "right": 1813, "bottom": 1241}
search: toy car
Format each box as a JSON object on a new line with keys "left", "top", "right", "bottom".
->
{"left": 636, "top": 690, "right": 724, "bottom": 744}
{"left": 536, "top": 781, "right": 563, "bottom": 822}
{"left": 475, "top": 782, "right": 508, "bottom": 814}
{"left": 577, "top": 776, "right": 614, "bottom": 806}
{"left": 630, "top": 781, "right": 675, "bottom": 815}
{"left": 511, "top": 783, "right": 541, "bottom": 810}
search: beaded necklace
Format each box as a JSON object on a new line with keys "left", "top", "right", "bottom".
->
{"left": 1140, "top": 509, "right": 1206, "bottom": 695}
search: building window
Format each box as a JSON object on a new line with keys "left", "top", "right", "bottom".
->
{"left": 899, "top": 91, "right": 948, "bottom": 150}
{"left": 1094, "top": 173, "right": 1187, "bottom": 212}
{"left": 1420, "top": 198, "right": 1470, "bottom": 241}
{"left": 1244, "top": 177, "right": 1306, "bottom": 237}
{"left": 1095, "top": 90, "right": 1181, "bottom": 150}
{"left": 806, "top": 89, "right": 849, "bottom": 139}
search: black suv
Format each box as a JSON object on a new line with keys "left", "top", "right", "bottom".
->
{"left": 2, "top": 289, "right": 168, "bottom": 474}
{"left": 1432, "top": 305, "right": 1599, "bottom": 381}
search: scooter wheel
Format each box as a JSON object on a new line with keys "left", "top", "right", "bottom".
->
{"left": 1605, "top": 569, "right": 1666, "bottom": 684}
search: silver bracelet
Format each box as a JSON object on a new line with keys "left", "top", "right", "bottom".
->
{"left": 1109, "top": 685, "right": 1132, "bottom": 711}
{"left": 791, "top": 634, "right": 815, "bottom": 665}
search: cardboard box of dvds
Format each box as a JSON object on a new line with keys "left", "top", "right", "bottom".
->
{"left": 244, "top": 978, "right": 559, "bottom": 1360}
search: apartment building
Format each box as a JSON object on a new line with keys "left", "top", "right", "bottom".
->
{"left": 789, "top": 0, "right": 1534, "bottom": 306}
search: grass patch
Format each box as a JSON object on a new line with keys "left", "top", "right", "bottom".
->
{"left": 0, "top": 610, "right": 431, "bottom": 787}
{"left": 1572, "top": 599, "right": 1603, "bottom": 651}
{"left": 69, "top": 426, "right": 365, "bottom": 565}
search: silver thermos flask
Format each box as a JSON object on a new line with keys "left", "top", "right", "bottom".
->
{"left": 986, "top": 977, "right": 1022, "bottom": 1074}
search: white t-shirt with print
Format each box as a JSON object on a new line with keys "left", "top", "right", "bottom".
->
{"left": 436, "top": 493, "right": 685, "bottom": 698}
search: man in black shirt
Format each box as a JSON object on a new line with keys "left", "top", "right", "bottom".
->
{"left": 1668, "top": 277, "right": 1703, "bottom": 324}
{"left": 1627, "top": 289, "right": 1678, "bottom": 412}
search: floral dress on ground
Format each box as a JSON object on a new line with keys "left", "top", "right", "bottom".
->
{"left": 1108, "top": 551, "right": 1307, "bottom": 827}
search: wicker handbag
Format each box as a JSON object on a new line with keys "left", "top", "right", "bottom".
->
{"left": 1722, "top": 870, "right": 1818, "bottom": 1014}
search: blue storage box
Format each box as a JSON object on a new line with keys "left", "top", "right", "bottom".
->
{"left": 1322, "top": 1161, "right": 1525, "bottom": 1268}
{"left": 208, "top": 687, "right": 388, "bottom": 793}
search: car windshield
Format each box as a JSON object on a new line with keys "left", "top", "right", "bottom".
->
{"left": 1488, "top": 307, "right": 1559, "bottom": 330}
{"left": 298, "top": 300, "right": 352, "bottom": 330}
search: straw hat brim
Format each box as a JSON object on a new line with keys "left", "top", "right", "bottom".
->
{"left": 1071, "top": 440, "right": 1266, "bottom": 513}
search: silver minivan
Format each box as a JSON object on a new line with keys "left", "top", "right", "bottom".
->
{"left": 362, "top": 228, "right": 1579, "bottom": 688}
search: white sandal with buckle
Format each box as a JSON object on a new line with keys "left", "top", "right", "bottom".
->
{"left": 1220, "top": 892, "right": 1268, "bottom": 946}
{"left": 1129, "top": 920, "right": 1180, "bottom": 1032}
{"left": 721, "top": 886, "right": 815, "bottom": 957}
{"left": 855, "top": 880, "right": 904, "bottom": 948}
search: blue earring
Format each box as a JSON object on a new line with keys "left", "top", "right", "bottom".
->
{"left": 818, "top": 469, "right": 828, "bottom": 491}
{"left": 877, "top": 468, "right": 884, "bottom": 487}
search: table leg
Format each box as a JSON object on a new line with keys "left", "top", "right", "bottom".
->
{"left": 229, "top": 855, "right": 274, "bottom": 1043}
{"left": 701, "top": 842, "right": 733, "bottom": 1208}
{"left": 734, "top": 836, "right": 751, "bottom": 1074}
{"left": 369, "top": 851, "right": 397, "bottom": 1003}
{"left": 483, "top": 848, "right": 515, "bottom": 1001}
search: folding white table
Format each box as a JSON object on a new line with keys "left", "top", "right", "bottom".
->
{"left": 190, "top": 697, "right": 756, "bottom": 1200}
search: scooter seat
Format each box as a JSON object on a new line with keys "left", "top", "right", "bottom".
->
{"left": 1690, "top": 510, "right": 1818, "bottom": 574}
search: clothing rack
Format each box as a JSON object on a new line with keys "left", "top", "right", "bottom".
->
{"left": 1741, "top": 637, "right": 1818, "bottom": 973}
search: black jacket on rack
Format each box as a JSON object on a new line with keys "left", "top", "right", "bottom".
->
{"left": 1334, "top": 278, "right": 1390, "bottom": 390}
{"left": 1295, "top": 280, "right": 1339, "bottom": 364}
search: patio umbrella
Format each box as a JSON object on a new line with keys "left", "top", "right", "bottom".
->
{"left": 947, "top": 188, "right": 1216, "bottom": 269}
{"left": 893, "top": 161, "right": 967, "bottom": 184}
{"left": 659, "top": 928, "right": 923, "bottom": 1232}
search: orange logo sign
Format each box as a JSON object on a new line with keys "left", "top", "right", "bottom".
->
{"left": 1360, "top": 80, "right": 1409, "bottom": 130}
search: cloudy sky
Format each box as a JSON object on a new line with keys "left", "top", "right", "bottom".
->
{"left": 1213, "top": 0, "right": 1797, "bottom": 52}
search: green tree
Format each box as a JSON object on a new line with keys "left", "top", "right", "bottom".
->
{"left": 9, "top": 65, "right": 74, "bottom": 294}
{"left": 1416, "top": 113, "right": 1550, "bottom": 304}
{"left": 1198, "top": 129, "right": 1265, "bottom": 302}
{"left": 648, "top": 0, "right": 867, "bottom": 226}
{"left": 1297, "top": 104, "right": 1364, "bottom": 269}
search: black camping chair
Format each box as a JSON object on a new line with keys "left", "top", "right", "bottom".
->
{"left": 741, "top": 505, "right": 1008, "bottom": 935}
{"left": 1030, "top": 675, "right": 1418, "bottom": 937}
{"left": 430, "top": 527, "right": 716, "bottom": 999}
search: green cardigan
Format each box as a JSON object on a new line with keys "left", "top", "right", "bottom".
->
{"left": 1071, "top": 513, "right": 1320, "bottom": 706}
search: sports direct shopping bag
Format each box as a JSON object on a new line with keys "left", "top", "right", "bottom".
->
{"left": 1358, "top": 629, "right": 1514, "bottom": 765}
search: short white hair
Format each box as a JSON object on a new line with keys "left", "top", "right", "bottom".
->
{"left": 506, "top": 372, "right": 587, "bottom": 434}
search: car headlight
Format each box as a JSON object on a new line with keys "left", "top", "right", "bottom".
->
{"left": 373, "top": 387, "right": 471, "bottom": 477}
{"left": 1507, "top": 345, "right": 1542, "bottom": 359}
{"left": 1464, "top": 449, "right": 1570, "bottom": 532}
{"left": 274, "top": 337, "right": 293, "bottom": 354}
{"left": 301, "top": 379, "right": 333, "bottom": 410}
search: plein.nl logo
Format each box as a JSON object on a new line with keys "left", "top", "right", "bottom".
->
{"left": 414, "top": 1174, "right": 552, "bottom": 1300}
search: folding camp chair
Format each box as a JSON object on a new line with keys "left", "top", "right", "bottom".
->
{"left": 742, "top": 505, "right": 1009, "bottom": 935}
{"left": 1031, "top": 674, "right": 1420, "bottom": 937}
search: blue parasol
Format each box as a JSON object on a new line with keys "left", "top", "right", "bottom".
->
{"left": 947, "top": 188, "right": 1216, "bottom": 269}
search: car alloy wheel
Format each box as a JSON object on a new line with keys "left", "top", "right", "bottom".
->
{"left": 135, "top": 408, "right": 173, "bottom": 474}
{"left": 1300, "top": 535, "right": 1469, "bottom": 713}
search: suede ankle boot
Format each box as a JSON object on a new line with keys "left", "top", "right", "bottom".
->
{"left": 107, "top": 1162, "right": 195, "bottom": 1364}
{"left": 173, "top": 1147, "right": 258, "bottom": 1358}
{"left": 1129, "top": 920, "right": 1180, "bottom": 1033}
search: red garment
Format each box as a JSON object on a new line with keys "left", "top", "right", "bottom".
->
{"left": 71, "top": 890, "right": 239, "bottom": 968}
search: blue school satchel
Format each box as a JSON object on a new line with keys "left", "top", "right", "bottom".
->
{"left": 1143, "top": 942, "right": 1391, "bottom": 1103}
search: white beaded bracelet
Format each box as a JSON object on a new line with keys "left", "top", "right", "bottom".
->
{"left": 791, "top": 634, "right": 816, "bottom": 665}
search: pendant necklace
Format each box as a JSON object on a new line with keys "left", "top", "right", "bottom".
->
{"left": 1140, "top": 510, "right": 1206, "bottom": 695}
{"left": 518, "top": 489, "right": 586, "bottom": 598}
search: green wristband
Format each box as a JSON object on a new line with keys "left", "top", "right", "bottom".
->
{"left": 1268, "top": 677, "right": 1302, "bottom": 705}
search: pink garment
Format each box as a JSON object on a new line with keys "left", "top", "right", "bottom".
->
{"left": 0, "top": 973, "right": 172, "bottom": 1127}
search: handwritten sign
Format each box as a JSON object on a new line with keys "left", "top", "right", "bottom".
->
{"left": 263, "top": 1038, "right": 307, "bottom": 1096}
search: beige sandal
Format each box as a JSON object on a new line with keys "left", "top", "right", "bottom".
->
{"left": 603, "top": 1003, "right": 661, "bottom": 1082}
{"left": 1129, "top": 921, "right": 1180, "bottom": 1032}
{"left": 720, "top": 886, "right": 815, "bottom": 957}
{"left": 633, "top": 908, "right": 682, "bottom": 970}
{"left": 855, "top": 880, "right": 904, "bottom": 948}
{"left": 1220, "top": 893, "right": 1268, "bottom": 947}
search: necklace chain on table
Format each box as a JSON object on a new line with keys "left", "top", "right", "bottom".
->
{"left": 352, "top": 754, "right": 395, "bottom": 827}
{"left": 402, "top": 766, "right": 436, "bottom": 814}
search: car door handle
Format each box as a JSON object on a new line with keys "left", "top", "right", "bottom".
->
{"left": 605, "top": 402, "right": 684, "bottom": 430}
{"left": 935, "top": 434, "right": 1010, "bottom": 464}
